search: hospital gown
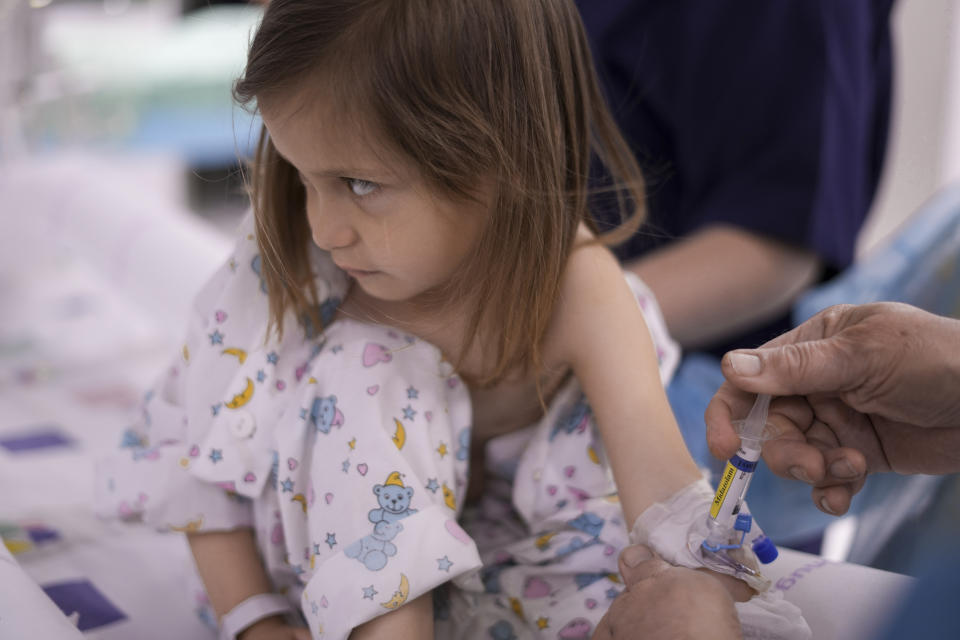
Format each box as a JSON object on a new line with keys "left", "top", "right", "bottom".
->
{"left": 95, "top": 212, "right": 680, "bottom": 639}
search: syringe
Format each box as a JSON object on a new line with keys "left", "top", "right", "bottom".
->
{"left": 702, "top": 393, "right": 778, "bottom": 564}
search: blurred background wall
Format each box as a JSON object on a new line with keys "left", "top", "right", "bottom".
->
{"left": 858, "top": 0, "right": 960, "bottom": 255}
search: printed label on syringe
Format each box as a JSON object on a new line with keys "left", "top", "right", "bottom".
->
{"left": 710, "top": 463, "right": 737, "bottom": 518}
{"left": 709, "top": 454, "right": 758, "bottom": 519}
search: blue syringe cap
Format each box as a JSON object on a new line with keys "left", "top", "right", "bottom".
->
{"left": 751, "top": 536, "right": 778, "bottom": 564}
{"left": 734, "top": 514, "right": 753, "bottom": 532}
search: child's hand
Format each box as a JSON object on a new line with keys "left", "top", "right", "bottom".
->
{"left": 238, "top": 615, "right": 312, "bottom": 640}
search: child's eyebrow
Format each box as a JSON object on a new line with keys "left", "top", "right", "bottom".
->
{"left": 302, "top": 166, "right": 395, "bottom": 181}
{"left": 307, "top": 167, "right": 378, "bottom": 178}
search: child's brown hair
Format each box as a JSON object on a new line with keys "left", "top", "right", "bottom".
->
{"left": 234, "top": 0, "right": 644, "bottom": 386}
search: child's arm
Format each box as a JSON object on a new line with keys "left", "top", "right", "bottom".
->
{"left": 554, "top": 239, "right": 700, "bottom": 527}
{"left": 349, "top": 592, "right": 434, "bottom": 639}
{"left": 553, "top": 238, "right": 753, "bottom": 602}
{"left": 188, "top": 529, "right": 434, "bottom": 639}
{"left": 187, "top": 529, "right": 308, "bottom": 639}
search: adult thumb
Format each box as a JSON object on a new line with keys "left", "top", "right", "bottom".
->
{"left": 722, "top": 337, "right": 863, "bottom": 397}
{"left": 618, "top": 545, "right": 671, "bottom": 587}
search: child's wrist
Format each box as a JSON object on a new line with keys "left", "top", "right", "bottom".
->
{"left": 237, "top": 615, "right": 287, "bottom": 640}
{"left": 219, "top": 593, "right": 293, "bottom": 640}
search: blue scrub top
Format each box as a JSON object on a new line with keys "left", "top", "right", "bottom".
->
{"left": 579, "top": 0, "right": 895, "bottom": 352}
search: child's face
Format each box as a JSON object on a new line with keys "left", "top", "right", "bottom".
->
{"left": 261, "top": 95, "right": 488, "bottom": 306}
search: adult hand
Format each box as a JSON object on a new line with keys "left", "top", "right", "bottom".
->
{"left": 706, "top": 302, "right": 960, "bottom": 516}
{"left": 592, "top": 545, "right": 742, "bottom": 640}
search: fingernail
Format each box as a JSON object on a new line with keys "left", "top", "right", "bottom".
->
{"left": 789, "top": 466, "right": 812, "bottom": 483}
{"left": 829, "top": 460, "right": 857, "bottom": 479}
{"left": 728, "top": 353, "right": 762, "bottom": 376}
{"left": 621, "top": 545, "right": 653, "bottom": 568}
{"left": 819, "top": 497, "right": 836, "bottom": 515}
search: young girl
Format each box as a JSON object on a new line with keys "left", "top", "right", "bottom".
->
{"left": 97, "top": 1, "right": 806, "bottom": 638}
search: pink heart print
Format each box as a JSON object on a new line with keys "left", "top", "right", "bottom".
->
{"left": 189, "top": 445, "right": 200, "bottom": 457}
{"left": 357, "top": 463, "right": 368, "bottom": 476}
{"left": 324, "top": 492, "right": 334, "bottom": 504}
{"left": 243, "top": 472, "right": 256, "bottom": 483}
{"left": 445, "top": 519, "right": 472, "bottom": 545}
{"left": 288, "top": 458, "right": 298, "bottom": 471}
{"left": 214, "top": 310, "right": 228, "bottom": 323}
{"left": 362, "top": 343, "right": 392, "bottom": 367}
{"left": 523, "top": 577, "right": 551, "bottom": 599}
{"left": 367, "top": 385, "right": 380, "bottom": 395}
{"left": 564, "top": 465, "right": 575, "bottom": 478}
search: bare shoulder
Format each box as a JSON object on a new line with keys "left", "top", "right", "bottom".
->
{"left": 549, "top": 224, "right": 651, "bottom": 366}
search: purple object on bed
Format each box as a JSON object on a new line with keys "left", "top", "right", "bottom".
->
{"left": 0, "top": 426, "right": 74, "bottom": 453}
{"left": 41, "top": 579, "right": 127, "bottom": 631}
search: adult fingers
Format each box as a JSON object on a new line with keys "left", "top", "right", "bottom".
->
{"left": 811, "top": 480, "right": 863, "bottom": 516}
{"left": 761, "top": 438, "right": 826, "bottom": 484}
{"left": 807, "top": 446, "right": 868, "bottom": 516}
{"left": 721, "top": 334, "right": 867, "bottom": 399}
{"left": 705, "top": 383, "right": 757, "bottom": 460}
{"left": 817, "top": 446, "right": 868, "bottom": 486}
{"left": 617, "top": 545, "right": 671, "bottom": 587}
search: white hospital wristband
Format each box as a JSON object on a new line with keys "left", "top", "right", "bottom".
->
{"left": 218, "top": 593, "right": 294, "bottom": 640}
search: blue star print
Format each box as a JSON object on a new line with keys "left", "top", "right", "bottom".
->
{"left": 426, "top": 478, "right": 440, "bottom": 493}
{"left": 326, "top": 533, "right": 337, "bottom": 549}
{"left": 299, "top": 408, "right": 308, "bottom": 420}
{"left": 437, "top": 556, "right": 453, "bottom": 572}
{"left": 342, "top": 460, "right": 350, "bottom": 473}
{"left": 210, "top": 403, "right": 221, "bottom": 417}
{"left": 362, "top": 585, "right": 377, "bottom": 599}
{"left": 256, "top": 369, "right": 266, "bottom": 383}
{"left": 331, "top": 345, "right": 343, "bottom": 354}
{"left": 281, "top": 478, "right": 294, "bottom": 492}
{"left": 402, "top": 405, "right": 416, "bottom": 420}
{"left": 208, "top": 330, "right": 224, "bottom": 345}
{"left": 266, "top": 351, "right": 279, "bottom": 365}
{"left": 313, "top": 543, "right": 321, "bottom": 555}
{"left": 310, "top": 601, "right": 319, "bottom": 616}
{"left": 407, "top": 386, "right": 419, "bottom": 399}
{"left": 605, "top": 587, "right": 620, "bottom": 600}
{"left": 209, "top": 449, "right": 223, "bottom": 464}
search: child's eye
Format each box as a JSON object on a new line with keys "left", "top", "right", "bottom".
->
{"left": 344, "top": 178, "right": 379, "bottom": 197}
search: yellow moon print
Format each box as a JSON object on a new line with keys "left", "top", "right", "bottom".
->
{"left": 587, "top": 445, "right": 600, "bottom": 465}
{"left": 291, "top": 493, "right": 307, "bottom": 514}
{"left": 380, "top": 573, "right": 410, "bottom": 610}
{"left": 170, "top": 517, "right": 204, "bottom": 533}
{"left": 225, "top": 377, "right": 254, "bottom": 409}
{"left": 222, "top": 347, "right": 248, "bottom": 364}
{"left": 442, "top": 483, "right": 456, "bottom": 510}
{"left": 392, "top": 418, "right": 406, "bottom": 450}
{"left": 510, "top": 597, "right": 525, "bottom": 621}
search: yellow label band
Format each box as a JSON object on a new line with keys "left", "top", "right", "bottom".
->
{"left": 710, "top": 462, "right": 737, "bottom": 518}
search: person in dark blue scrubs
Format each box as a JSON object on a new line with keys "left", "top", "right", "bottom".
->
{"left": 577, "top": 0, "right": 895, "bottom": 356}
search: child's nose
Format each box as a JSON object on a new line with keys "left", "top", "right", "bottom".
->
{"left": 307, "top": 196, "right": 357, "bottom": 251}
